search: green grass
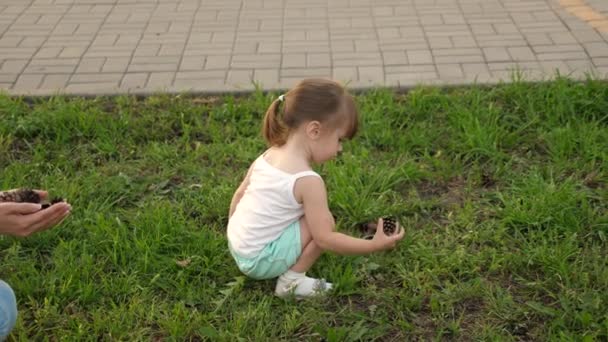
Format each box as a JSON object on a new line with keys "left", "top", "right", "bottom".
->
{"left": 1, "top": 77, "right": 607, "bottom": 341}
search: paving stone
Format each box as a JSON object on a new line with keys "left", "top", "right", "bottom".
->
{"left": 332, "top": 67, "right": 358, "bottom": 82}
{"left": 483, "top": 47, "right": 511, "bottom": 62}
{"left": 121, "top": 73, "right": 149, "bottom": 89}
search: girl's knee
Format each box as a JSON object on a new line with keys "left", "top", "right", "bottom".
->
{"left": 306, "top": 238, "right": 324, "bottom": 252}
{"left": 0, "top": 280, "right": 18, "bottom": 339}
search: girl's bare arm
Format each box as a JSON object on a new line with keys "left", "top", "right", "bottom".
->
{"left": 229, "top": 164, "right": 254, "bottom": 218}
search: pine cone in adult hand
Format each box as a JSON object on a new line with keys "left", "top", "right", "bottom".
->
{"left": 0, "top": 189, "right": 63, "bottom": 209}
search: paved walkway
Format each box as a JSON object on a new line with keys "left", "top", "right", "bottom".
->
{"left": 1, "top": 0, "right": 608, "bottom": 96}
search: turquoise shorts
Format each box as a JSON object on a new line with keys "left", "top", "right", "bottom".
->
{"left": 229, "top": 220, "right": 302, "bottom": 280}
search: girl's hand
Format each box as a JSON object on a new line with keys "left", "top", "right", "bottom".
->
{"left": 371, "top": 218, "right": 405, "bottom": 251}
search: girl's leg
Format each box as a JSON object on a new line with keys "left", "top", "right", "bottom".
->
{"left": 275, "top": 216, "right": 332, "bottom": 298}
{"left": 289, "top": 216, "right": 323, "bottom": 273}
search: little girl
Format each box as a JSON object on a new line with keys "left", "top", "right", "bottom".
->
{"left": 227, "top": 78, "right": 405, "bottom": 299}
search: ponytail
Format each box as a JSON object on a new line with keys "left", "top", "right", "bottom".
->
{"left": 261, "top": 79, "right": 356, "bottom": 147}
{"left": 262, "top": 99, "right": 287, "bottom": 146}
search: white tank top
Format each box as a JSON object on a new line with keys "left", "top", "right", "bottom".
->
{"left": 227, "top": 155, "right": 321, "bottom": 258}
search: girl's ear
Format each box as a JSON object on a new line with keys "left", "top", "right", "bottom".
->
{"left": 305, "top": 121, "right": 322, "bottom": 140}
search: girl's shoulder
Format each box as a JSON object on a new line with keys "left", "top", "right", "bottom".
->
{"left": 292, "top": 171, "right": 326, "bottom": 204}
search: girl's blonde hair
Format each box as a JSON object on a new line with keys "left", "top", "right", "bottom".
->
{"left": 262, "top": 78, "right": 359, "bottom": 146}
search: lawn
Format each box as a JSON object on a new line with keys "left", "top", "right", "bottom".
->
{"left": 0, "top": 77, "right": 607, "bottom": 341}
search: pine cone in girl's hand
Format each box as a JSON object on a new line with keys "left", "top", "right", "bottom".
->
{"left": 381, "top": 216, "right": 398, "bottom": 236}
{"left": 359, "top": 216, "right": 399, "bottom": 239}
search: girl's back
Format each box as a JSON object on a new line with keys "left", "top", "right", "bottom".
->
{"left": 227, "top": 151, "right": 319, "bottom": 258}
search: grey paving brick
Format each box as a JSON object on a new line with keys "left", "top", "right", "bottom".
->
{"left": 436, "top": 64, "right": 464, "bottom": 79}
{"left": 451, "top": 36, "right": 477, "bottom": 48}
{"left": 382, "top": 51, "right": 408, "bottom": 66}
{"left": 76, "top": 58, "right": 105, "bottom": 73}
{"left": 281, "top": 68, "right": 330, "bottom": 78}
{"left": 0, "top": 36, "right": 23, "bottom": 47}
{"left": 537, "top": 51, "right": 589, "bottom": 61}
{"left": 399, "top": 26, "right": 425, "bottom": 38}
{"left": 538, "top": 60, "right": 571, "bottom": 75}
{"left": 433, "top": 48, "right": 482, "bottom": 56}
{"left": 92, "top": 34, "right": 118, "bottom": 46}
{"left": 131, "top": 56, "right": 181, "bottom": 65}
{"left": 442, "top": 14, "right": 466, "bottom": 25}
{"left": 128, "top": 63, "right": 179, "bottom": 73}
{"left": 115, "top": 34, "right": 141, "bottom": 46}
{"left": 571, "top": 30, "right": 605, "bottom": 43}
{"left": 566, "top": 59, "right": 597, "bottom": 78}
{"left": 386, "top": 65, "right": 435, "bottom": 74}
{"left": 204, "top": 55, "right": 231, "bottom": 70}
{"left": 358, "top": 66, "right": 384, "bottom": 83}
{"left": 39, "top": 74, "right": 70, "bottom": 89}
{"left": 19, "top": 36, "right": 45, "bottom": 48}
{"left": 593, "top": 58, "right": 608, "bottom": 67}
{"left": 147, "top": 72, "right": 175, "bottom": 90}
{"left": 378, "top": 27, "right": 400, "bottom": 40}
{"left": 532, "top": 44, "right": 585, "bottom": 53}
{"left": 283, "top": 42, "right": 330, "bottom": 53}
{"left": 483, "top": 47, "right": 511, "bottom": 62}
{"left": 0, "top": 74, "right": 18, "bottom": 83}
{"left": 175, "top": 70, "right": 226, "bottom": 80}
{"left": 470, "top": 24, "right": 495, "bottom": 36}
{"left": 253, "top": 69, "right": 279, "bottom": 86}
{"left": 379, "top": 39, "right": 428, "bottom": 51}
{"left": 524, "top": 33, "right": 552, "bottom": 45}
{"left": 24, "top": 62, "right": 77, "bottom": 74}
{"left": 121, "top": 73, "right": 149, "bottom": 89}
{"left": 0, "top": 82, "right": 13, "bottom": 91}
{"left": 428, "top": 37, "right": 453, "bottom": 49}
{"left": 12, "top": 74, "right": 44, "bottom": 90}
{"left": 34, "top": 47, "right": 62, "bottom": 59}
{"left": 407, "top": 50, "right": 433, "bottom": 65}
{"left": 493, "top": 23, "right": 519, "bottom": 35}
{"left": 0, "top": 60, "right": 28, "bottom": 74}
{"left": 85, "top": 47, "right": 134, "bottom": 58}
{"left": 70, "top": 73, "right": 123, "bottom": 84}
{"left": 549, "top": 32, "right": 578, "bottom": 45}
{"left": 258, "top": 42, "right": 281, "bottom": 54}
{"left": 133, "top": 45, "right": 160, "bottom": 57}
{"left": 355, "top": 40, "right": 379, "bottom": 52}
{"left": 64, "top": 82, "right": 119, "bottom": 93}
{"left": 385, "top": 71, "right": 438, "bottom": 85}
{"left": 231, "top": 54, "right": 281, "bottom": 69}
{"left": 59, "top": 47, "right": 87, "bottom": 58}
{"left": 102, "top": 57, "right": 130, "bottom": 73}
{"left": 227, "top": 70, "right": 253, "bottom": 85}
{"left": 584, "top": 42, "right": 608, "bottom": 58}
{"left": 435, "top": 55, "right": 485, "bottom": 64}
{"left": 487, "top": 61, "right": 540, "bottom": 72}
{"left": 232, "top": 40, "right": 259, "bottom": 54}
{"left": 332, "top": 66, "right": 358, "bottom": 82}
{"left": 180, "top": 56, "right": 205, "bottom": 71}
{"left": 508, "top": 47, "right": 536, "bottom": 62}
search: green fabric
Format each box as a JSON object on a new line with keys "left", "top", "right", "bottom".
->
{"left": 229, "top": 220, "right": 302, "bottom": 280}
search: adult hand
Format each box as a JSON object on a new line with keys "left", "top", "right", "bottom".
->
{"left": 371, "top": 218, "right": 405, "bottom": 251}
{"left": 0, "top": 190, "right": 71, "bottom": 237}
